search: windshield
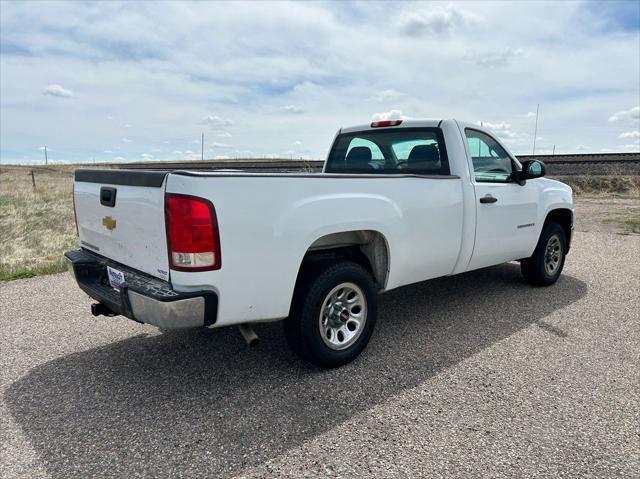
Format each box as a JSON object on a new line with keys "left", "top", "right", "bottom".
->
{"left": 325, "top": 128, "right": 450, "bottom": 175}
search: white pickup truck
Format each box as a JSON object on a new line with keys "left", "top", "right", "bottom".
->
{"left": 66, "top": 119, "right": 573, "bottom": 367}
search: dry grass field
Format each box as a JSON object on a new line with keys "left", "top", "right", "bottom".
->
{"left": 0, "top": 166, "right": 77, "bottom": 280}
{"left": 0, "top": 164, "right": 638, "bottom": 281}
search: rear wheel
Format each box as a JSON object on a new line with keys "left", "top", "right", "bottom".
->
{"left": 521, "top": 222, "right": 567, "bottom": 286}
{"left": 285, "top": 261, "right": 377, "bottom": 368}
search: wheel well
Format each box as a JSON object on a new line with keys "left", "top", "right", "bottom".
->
{"left": 300, "top": 230, "right": 389, "bottom": 289}
{"left": 544, "top": 209, "right": 573, "bottom": 251}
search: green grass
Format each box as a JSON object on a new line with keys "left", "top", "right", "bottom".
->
{"left": 0, "top": 259, "right": 69, "bottom": 281}
{"left": 602, "top": 207, "right": 640, "bottom": 234}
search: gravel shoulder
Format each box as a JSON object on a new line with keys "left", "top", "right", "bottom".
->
{"left": 574, "top": 196, "right": 640, "bottom": 234}
{"left": 1, "top": 231, "right": 639, "bottom": 478}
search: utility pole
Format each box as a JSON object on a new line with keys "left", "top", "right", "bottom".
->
{"left": 44, "top": 146, "right": 48, "bottom": 165}
{"left": 552, "top": 144, "right": 556, "bottom": 155}
{"left": 201, "top": 132, "right": 204, "bottom": 160}
{"left": 532, "top": 104, "right": 539, "bottom": 155}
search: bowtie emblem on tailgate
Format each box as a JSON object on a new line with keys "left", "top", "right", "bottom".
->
{"left": 102, "top": 216, "right": 117, "bottom": 231}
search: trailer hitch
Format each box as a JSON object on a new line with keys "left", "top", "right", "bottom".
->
{"left": 91, "top": 302, "right": 117, "bottom": 317}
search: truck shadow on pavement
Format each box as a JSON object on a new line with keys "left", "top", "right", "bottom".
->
{"left": 6, "top": 264, "right": 587, "bottom": 478}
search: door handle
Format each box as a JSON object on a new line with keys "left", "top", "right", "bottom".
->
{"left": 479, "top": 194, "right": 498, "bottom": 204}
{"left": 100, "top": 187, "right": 117, "bottom": 207}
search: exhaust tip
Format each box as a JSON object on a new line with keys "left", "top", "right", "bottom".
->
{"left": 238, "top": 324, "right": 259, "bottom": 347}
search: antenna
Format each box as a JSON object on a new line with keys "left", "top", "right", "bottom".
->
{"left": 201, "top": 132, "right": 204, "bottom": 160}
{"left": 44, "top": 146, "right": 48, "bottom": 165}
{"left": 532, "top": 104, "right": 539, "bottom": 155}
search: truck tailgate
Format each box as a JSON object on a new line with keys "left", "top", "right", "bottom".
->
{"left": 73, "top": 169, "right": 170, "bottom": 281}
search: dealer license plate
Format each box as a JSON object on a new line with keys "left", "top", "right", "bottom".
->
{"left": 107, "top": 266, "right": 125, "bottom": 290}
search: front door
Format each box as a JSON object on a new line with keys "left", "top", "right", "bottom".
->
{"left": 464, "top": 129, "right": 539, "bottom": 270}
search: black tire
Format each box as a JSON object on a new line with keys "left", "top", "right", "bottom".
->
{"left": 284, "top": 261, "right": 378, "bottom": 368}
{"left": 521, "top": 221, "right": 567, "bottom": 286}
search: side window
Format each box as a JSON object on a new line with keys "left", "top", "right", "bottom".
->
{"left": 465, "top": 129, "right": 513, "bottom": 182}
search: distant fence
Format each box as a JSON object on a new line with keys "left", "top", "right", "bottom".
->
{"left": 5, "top": 152, "right": 637, "bottom": 176}
{"left": 110, "top": 153, "right": 639, "bottom": 176}
{"left": 517, "top": 153, "right": 640, "bottom": 176}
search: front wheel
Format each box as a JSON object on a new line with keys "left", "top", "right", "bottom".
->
{"left": 284, "top": 261, "right": 378, "bottom": 368}
{"left": 521, "top": 222, "right": 567, "bottom": 286}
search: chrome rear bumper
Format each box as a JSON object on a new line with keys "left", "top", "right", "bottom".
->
{"left": 64, "top": 249, "right": 217, "bottom": 329}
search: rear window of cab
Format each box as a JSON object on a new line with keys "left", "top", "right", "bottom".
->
{"left": 325, "top": 128, "right": 450, "bottom": 175}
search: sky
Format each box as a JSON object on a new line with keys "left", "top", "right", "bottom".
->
{"left": 1, "top": 0, "right": 639, "bottom": 164}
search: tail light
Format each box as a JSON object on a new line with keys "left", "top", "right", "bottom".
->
{"left": 371, "top": 119, "right": 403, "bottom": 127}
{"left": 165, "top": 194, "right": 221, "bottom": 271}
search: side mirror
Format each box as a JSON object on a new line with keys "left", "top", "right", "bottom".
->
{"left": 516, "top": 160, "right": 546, "bottom": 185}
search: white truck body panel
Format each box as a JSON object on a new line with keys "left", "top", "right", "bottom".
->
{"left": 166, "top": 172, "right": 464, "bottom": 325}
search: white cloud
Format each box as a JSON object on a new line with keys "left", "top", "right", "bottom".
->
{"left": 372, "top": 109, "right": 406, "bottom": 121}
{"left": 212, "top": 142, "right": 232, "bottom": 148}
{"left": 371, "top": 89, "right": 403, "bottom": 102}
{"left": 198, "top": 115, "right": 235, "bottom": 127}
{"left": 42, "top": 83, "right": 73, "bottom": 98}
{"left": 472, "top": 48, "right": 524, "bottom": 67}
{"left": 0, "top": 2, "right": 638, "bottom": 161}
{"left": 608, "top": 106, "right": 640, "bottom": 122}
{"left": 114, "top": 156, "right": 126, "bottom": 161}
{"left": 123, "top": 124, "right": 132, "bottom": 128}
{"left": 282, "top": 105, "right": 304, "bottom": 114}
{"left": 215, "top": 130, "right": 232, "bottom": 138}
{"left": 397, "top": 4, "right": 480, "bottom": 36}
{"left": 103, "top": 149, "right": 112, "bottom": 153}
{"left": 618, "top": 130, "right": 640, "bottom": 139}
{"left": 121, "top": 138, "right": 133, "bottom": 143}
{"left": 525, "top": 112, "right": 537, "bottom": 118}
{"left": 172, "top": 150, "right": 183, "bottom": 155}
{"left": 478, "top": 121, "right": 518, "bottom": 138}
{"left": 214, "top": 155, "right": 231, "bottom": 160}
{"left": 293, "top": 140, "right": 302, "bottom": 145}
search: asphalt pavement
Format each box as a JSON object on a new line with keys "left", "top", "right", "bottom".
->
{"left": 1, "top": 231, "right": 638, "bottom": 478}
